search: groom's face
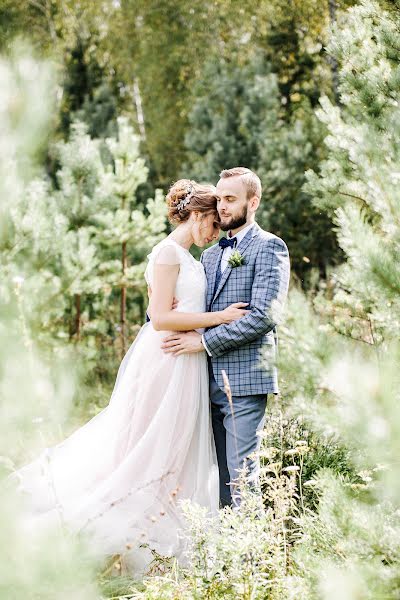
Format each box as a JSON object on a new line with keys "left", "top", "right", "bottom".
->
{"left": 216, "top": 176, "right": 249, "bottom": 232}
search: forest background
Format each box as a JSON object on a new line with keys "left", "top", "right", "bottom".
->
{"left": 1, "top": 1, "right": 400, "bottom": 598}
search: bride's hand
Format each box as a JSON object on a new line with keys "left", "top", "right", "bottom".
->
{"left": 219, "top": 302, "right": 250, "bottom": 324}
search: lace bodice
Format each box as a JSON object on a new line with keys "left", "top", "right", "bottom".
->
{"left": 144, "top": 238, "right": 207, "bottom": 314}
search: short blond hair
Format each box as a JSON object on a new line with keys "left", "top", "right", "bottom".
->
{"left": 219, "top": 167, "right": 262, "bottom": 200}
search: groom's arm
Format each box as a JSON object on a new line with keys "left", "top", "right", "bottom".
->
{"left": 202, "top": 237, "right": 290, "bottom": 358}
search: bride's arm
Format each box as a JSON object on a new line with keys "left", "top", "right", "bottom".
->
{"left": 147, "top": 285, "right": 178, "bottom": 320}
{"left": 151, "top": 262, "right": 248, "bottom": 331}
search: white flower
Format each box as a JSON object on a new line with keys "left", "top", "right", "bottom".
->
{"left": 12, "top": 275, "right": 25, "bottom": 287}
{"left": 228, "top": 250, "right": 246, "bottom": 268}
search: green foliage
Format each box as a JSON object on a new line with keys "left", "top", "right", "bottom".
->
{"left": 120, "top": 3, "right": 400, "bottom": 598}
{"left": 184, "top": 55, "right": 339, "bottom": 284}
{"left": 293, "top": 470, "right": 400, "bottom": 600}
{"left": 2, "top": 72, "right": 167, "bottom": 411}
{"left": 277, "top": 2, "right": 400, "bottom": 596}
{"left": 0, "top": 46, "right": 103, "bottom": 600}
{"left": 60, "top": 39, "right": 119, "bottom": 139}
{"left": 3, "top": 2, "right": 400, "bottom": 599}
{"left": 108, "top": 0, "right": 263, "bottom": 186}
{"left": 304, "top": 0, "right": 400, "bottom": 338}
{"left": 184, "top": 56, "right": 275, "bottom": 181}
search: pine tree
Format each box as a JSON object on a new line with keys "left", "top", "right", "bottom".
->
{"left": 183, "top": 56, "right": 276, "bottom": 181}
{"left": 184, "top": 54, "right": 339, "bottom": 284}
{"left": 60, "top": 38, "right": 119, "bottom": 139}
{"left": 53, "top": 121, "right": 105, "bottom": 340}
{"left": 274, "top": 2, "right": 400, "bottom": 596}
{"left": 2, "top": 107, "right": 167, "bottom": 401}
{"left": 95, "top": 116, "right": 167, "bottom": 356}
{"left": 44, "top": 118, "right": 168, "bottom": 357}
{"left": 304, "top": 0, "right": 400, "bottom": 342}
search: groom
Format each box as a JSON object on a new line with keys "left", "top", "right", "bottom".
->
{"left": 162, "top": 167, "right": 290, "bottom": 507}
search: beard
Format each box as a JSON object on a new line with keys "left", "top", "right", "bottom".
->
{"left": 219, "top": 204, "right": 248, "bottom": 232}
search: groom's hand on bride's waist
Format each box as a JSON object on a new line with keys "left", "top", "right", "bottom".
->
{"left": 161, "top": 331, "right": 203, "bottom": 356}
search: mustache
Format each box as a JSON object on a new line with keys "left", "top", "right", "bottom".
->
{"left": 220, "top": 219, "right": 247, "bottom": 231}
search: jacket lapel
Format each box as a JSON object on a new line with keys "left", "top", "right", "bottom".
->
{"left": 212, "top": 223, "right": 260, "bottom": 305}
{"left": 206, "top": 245, "right": 224, "bottom": 309}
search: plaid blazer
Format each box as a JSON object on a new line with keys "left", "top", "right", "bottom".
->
{"left": 201, "top": 222, "right": 290, "bottom": 396}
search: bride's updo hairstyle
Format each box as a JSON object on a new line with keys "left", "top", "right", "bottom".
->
{"left": 166, "top": 179, "right": 220, "bottom": 225}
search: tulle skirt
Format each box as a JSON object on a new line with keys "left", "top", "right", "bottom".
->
{"left": 13, "top": 323, "right": 219, "bottom": 573}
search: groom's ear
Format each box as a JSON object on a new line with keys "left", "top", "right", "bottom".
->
{"left": 249, "top": 195, "right": 260, "bottom": 212}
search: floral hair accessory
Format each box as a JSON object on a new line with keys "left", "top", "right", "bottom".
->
{"left": 176, "top": 183, "right": 194, "bottom": 211}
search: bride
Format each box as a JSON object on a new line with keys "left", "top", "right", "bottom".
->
{"left": 11, "top": 179, "right": 249, "bottom": 573}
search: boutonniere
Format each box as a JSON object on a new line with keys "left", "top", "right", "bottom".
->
{"left": 228, "top": 250, "right": 246, "bottom": 268}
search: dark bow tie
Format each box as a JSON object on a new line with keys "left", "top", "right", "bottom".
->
{"left": 219, "top": 236, "right": 237, "bottom": 249}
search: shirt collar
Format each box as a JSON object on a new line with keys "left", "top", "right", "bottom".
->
{"left": 228, "top": 222, "right": 255, "bottom": 246}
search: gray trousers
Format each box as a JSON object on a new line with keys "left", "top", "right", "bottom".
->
{"left": 208, "top": 361, "right": 267, "bottom": 507}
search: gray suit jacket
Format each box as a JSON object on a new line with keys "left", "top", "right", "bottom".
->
{"left": 201, "top": 222, "right": 290, "bottom": 396}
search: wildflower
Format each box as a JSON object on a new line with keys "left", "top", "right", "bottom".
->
{"left": 12, "top": 275, "right": 25, "bottom": 288}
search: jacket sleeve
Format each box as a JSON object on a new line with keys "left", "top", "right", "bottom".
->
{"left": 202, "top": 237, "right": 290, "bottom": 358}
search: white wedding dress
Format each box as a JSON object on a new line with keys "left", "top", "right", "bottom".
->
{"left": 13, "top": 238, "right": 219, "bottom": 572}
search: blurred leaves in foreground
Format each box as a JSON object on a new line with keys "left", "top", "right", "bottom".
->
{"left": 0, "top": 45, "right": 101, "bottom": 600}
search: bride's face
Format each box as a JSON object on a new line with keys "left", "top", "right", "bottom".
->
{"left": 192, "top": 212, "right": 220, "bottom": 247}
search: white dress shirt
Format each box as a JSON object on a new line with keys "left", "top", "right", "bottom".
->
{"left": 220, "top": 223, "right": 254, "bottom": 273}
{"left": 202, "top": 222, "right": 255, "bottom": 357}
